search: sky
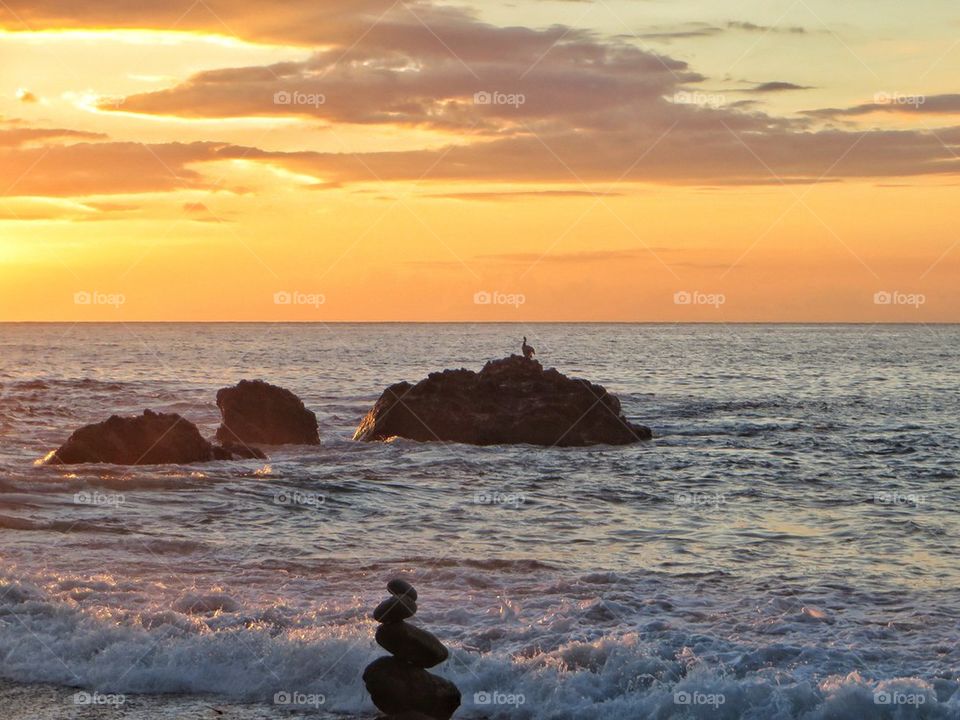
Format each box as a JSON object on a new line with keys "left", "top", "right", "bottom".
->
{"left": 0, "top": 0, "right": 958, "bottom": 322}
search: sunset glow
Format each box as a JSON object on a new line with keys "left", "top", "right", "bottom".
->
{"left": 1, "top": 0, "right": 958, "bottom": 321}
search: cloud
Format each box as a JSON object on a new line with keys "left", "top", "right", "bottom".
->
{"left": 0, "top": 125, "right": 105, "bottom": 148}
{"left": 477, "top": 248, "right": 670, "bottom": 264}
{"left": 0, "top": 140, "right": 226, "bottom": 196}
{"left": 630, "top": 20, "right": 808, "bottom": 43}
{"left": 744, "top": 81, "right": 812, "bottom": 93}
{"left": 108, "top": 12, "right": 700, "bottom": 134}
{"left": 15, "top": 89, "right": 38, "bottom": 103}
{"left": 727, "top": 21, "right": 806, "bottom": 34}
{"left": 0, "top": 3, "right": 958, "bottom": 190}
{"left": 428, "top": 190, "right": 626, "bottom": 200}
{"left": 806, "top": 93, "right": 960, "bottom": 118}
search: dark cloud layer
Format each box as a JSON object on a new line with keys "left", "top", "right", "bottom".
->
{"left": 0, "top": 1, "right": 958, "bottom": 194}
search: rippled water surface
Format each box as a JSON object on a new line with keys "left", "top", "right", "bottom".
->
{"left": 0, "top": 323, "right": 958, "bottom": 718}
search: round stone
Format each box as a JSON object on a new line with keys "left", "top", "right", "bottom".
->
{"left": 373, "top": 595, "right": 417, "bottom": 623}
{"left": 376, "top": 621, "right": 449, "bottom": 668}
{"left": 387, "top": 578, "right": 418, "bottom": 601}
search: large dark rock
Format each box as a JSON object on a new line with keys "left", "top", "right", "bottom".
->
{"left": 363, "top": 656, "right": 461, "bottom": 719}
{"left": 354, "top": 355, "right": 651, "bottom": 446}
{"left": 46, "top": 410, "right": 262, "bottom": 465}
{"left": 215, "top": 380, "right": 319, "bottom": 445}
{"left": 376, "top": 621, "right": 449, "bottom": 668}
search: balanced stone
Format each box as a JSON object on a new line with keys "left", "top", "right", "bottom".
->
{"left": 376, "top": 621, "right": 448, "bottom": 668}
{"left": 387, "top": 578, "right": 418, "bottom": 601}
{"left": 373, "top": 595, "right": 417, "bottom": 623}
{"left": 362, "top": 656, "right": 461, "bottom": 720}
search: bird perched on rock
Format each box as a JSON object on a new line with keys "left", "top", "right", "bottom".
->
{"left": 521, "top": 336, "right": 535, "bottom": 361}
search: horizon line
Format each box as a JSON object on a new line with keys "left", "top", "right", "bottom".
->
{"left": 1, "top": 321, "right": 957, "bottom": 326}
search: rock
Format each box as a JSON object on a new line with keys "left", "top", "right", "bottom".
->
{"left": 373, "top": 595, "right": 417, "bottom": 623}
{"left": 387, "top": 579, "right": 418, "bottom": 601}
{"left": 354, "top": 355, "right": 651, "bottom": 446}
{"left": 363, "top": 656, "right": 461, "bottom": 719}
{"left": 215, "top": 379, "right": 319, "bottom": 445}
{"left": 45, "top": 410, "right": 260, "bottom": 465}
{"left": 376, "top": 622, "right": 448, "bottom": 668}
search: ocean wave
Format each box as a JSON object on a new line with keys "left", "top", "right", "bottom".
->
{"left": 0, "top": 585, "right": 956, "bottom": 719}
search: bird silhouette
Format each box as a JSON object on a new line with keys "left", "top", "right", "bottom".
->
{"left": 521, "top": 336, "right": 535, "bottom": 360}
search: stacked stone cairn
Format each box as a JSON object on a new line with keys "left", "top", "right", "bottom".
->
{"left": 363, "top": 579, "right": 461, "bottom": 719}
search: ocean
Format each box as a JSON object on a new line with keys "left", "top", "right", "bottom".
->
{"left": 0, "top": 323, "right": 957, "bottom": 719}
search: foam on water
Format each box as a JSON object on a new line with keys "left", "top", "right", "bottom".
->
{"left": 1, "top": 572, "right": 957, "bottom": 719}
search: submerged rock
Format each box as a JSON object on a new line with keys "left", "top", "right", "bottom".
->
{"left": 215, "top": 379, "right": 319, "bottom": 445}
{"left": 354, "top": 355, "right": 651, "bottom": 446}
{"left": 45, "top": 410, "right": 263, "bottom": 465}
{"left": 363, "top": 657, "right": 461, "bottom": 719}
{"left": 212, "top": 442, "right": 268, "bottom": 460}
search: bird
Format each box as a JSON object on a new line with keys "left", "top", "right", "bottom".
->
{"left": 521, "top": 336, "right": 535, "bottom": 360}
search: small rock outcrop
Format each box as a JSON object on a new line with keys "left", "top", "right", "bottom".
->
{"left": 45, "top": 410, "right": 265, "bottom": 465}
{"left": 363, "top": 580, "right": 460, "bottom": 719}
{"left": 216, "top": 380, "right": 319, "bottom": 445}
{"left": 354, "top": 355, "right": 651, "bottom": 446}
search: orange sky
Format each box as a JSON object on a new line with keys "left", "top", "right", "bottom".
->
{"left": 0, "top": 1, "right": 958, "bottom": 321}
